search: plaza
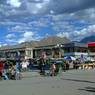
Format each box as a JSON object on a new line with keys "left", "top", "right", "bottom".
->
{"left": 0, "top": 69, "right": 95, "bottom": 95}
{"left": 0, "top": 1, "right": 95, "bottom": 95}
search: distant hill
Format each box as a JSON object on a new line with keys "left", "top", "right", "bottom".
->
{"left": 80, "top": 36, "right": 95, "bottom": 43}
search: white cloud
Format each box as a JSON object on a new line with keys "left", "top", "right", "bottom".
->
{"left": 66, "top": 8, "right": 95, "bottom": 23}
{"left": 1, "top": 0, "right": 95, "bottom": 44}
{"left": 0, "top": 43, "right": 8, "bottom": 47}
{"left": 7, "top": 18, "right": 50, "bottom": 33}
{"left": 23, "top": 31, "right": 34, "bottom": 38}
{"left": 57, "top": 24, "right": 95, "bottom": 41}
{"left": 17, "top": 31, "right": 43, "bottom": 44}
{"left": 36, "top": 3, "right": 43, "bottom": 9}
{"left": 0, "top": 0, "right": 95, "bottom": 19}
{"left": 2, "top": 44, "right": 8, "bottom": 46}
{"left": 6, "top": 34, "right": 16, "bottom": 39}
{"left": 6, "top": 39, "right": 17, "bottom": 43}
{"left": 10, "top": 25, "right": 28, "bottom": 32}
{"left": 5, "top": 33, "right": 18, "bottom": 45}
{"left": 51, "top": 8, "right": 95, "bottom": 25}
{"left": 0, "top": 44, "right": 2, "bottom": 47}
{"left": 0, "top": 20, "right": 25, "bottom": 26}
{"left": 57, "top": 32, "right": 70, "bottom": 38}
{"left": 7, "top": 0, "right": 21, "bottom": 7}
{"left": 26, "top": 0, "right": 50, "bottom": 14}
{"left": 18, "top": 31, "right": 35, "bottom": 43}
{"left": 52, "top": 20, "right": 75, "bottom": 32}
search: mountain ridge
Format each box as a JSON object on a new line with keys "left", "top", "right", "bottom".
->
{"left": 80, "top": 36, "right": 95, "bottom": 43}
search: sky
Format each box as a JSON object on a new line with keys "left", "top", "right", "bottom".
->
{"left": 0, "top": 0, "right": 95, "bottom": 46}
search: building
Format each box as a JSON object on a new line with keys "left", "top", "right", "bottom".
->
{"left": 0, "top": 36, "right": 89, "bottom": 60}
{"left": 64, "top": 42, "right": 88, "bottom": 58}
{"left": 33, "top": 36, "right": 71, "bottom": 58}
{"left": 88, "top": 42, "right": 95, "bottom": 58}
{"left": 0, "top": 42, "right": 36, "bottom": 60}
{"left": 33, "top": 37, "right": 88, "bottom": 58}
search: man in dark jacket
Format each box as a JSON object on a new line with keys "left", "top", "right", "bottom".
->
{"left": 39, "top": 58, "right": 45, "bottom": 75}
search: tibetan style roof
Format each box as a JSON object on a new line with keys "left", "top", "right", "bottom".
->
{"left": 36, "top": 36, "right": 71, "bottom": 47}
{"left": 0, "top": 36, "right": 71, "bottom": 50}
{"left": 64, "top": 42, "right": 87, "bottom": 47}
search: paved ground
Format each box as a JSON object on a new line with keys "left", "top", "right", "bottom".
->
{"left": 0, "top": 69, "right": 95, "bottom": 95}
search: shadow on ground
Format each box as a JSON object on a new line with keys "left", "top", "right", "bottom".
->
{"left": 61, "top": 78, "right": 95, "bottom": 84}
{"left": 78, "top": 87, "right": 95, "bottom": 93}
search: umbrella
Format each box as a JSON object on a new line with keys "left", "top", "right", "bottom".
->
{"left": 64, "top": 56, "right": 76, "bottom": 61}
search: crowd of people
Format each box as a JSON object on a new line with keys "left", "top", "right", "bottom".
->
{"left": 0, "top": 60, "right": 22, "bottom": 80}
{"left": 0, "top": 57, "right": 71, "bottom": 80}
{"left": 1, "top": 56, "right": 94, "bottom": 80}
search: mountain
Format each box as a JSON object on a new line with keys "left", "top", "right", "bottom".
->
{"left": 80, "top": 36, "right": 95, "bottom": 43}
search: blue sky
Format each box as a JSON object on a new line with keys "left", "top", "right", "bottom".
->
{"left": 0, "top": 0, "right": 95, "bottom": 46}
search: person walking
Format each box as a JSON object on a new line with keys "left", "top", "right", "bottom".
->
{"left": 15, "top": 60, "right": 22, "bottom": 80}
{"left": 50, "top": 63, "right": 56, "bottom": 76}
{"left": 39, "top": 57, "right": 45, "bottom": 75}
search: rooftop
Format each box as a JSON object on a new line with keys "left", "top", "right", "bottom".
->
{"left": 0, "top": 36, "right": 71, "bottom": 50}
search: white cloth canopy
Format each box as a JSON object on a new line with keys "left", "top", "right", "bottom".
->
{"left": 64, "top": 56, "right": 76, "bottom": 61}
